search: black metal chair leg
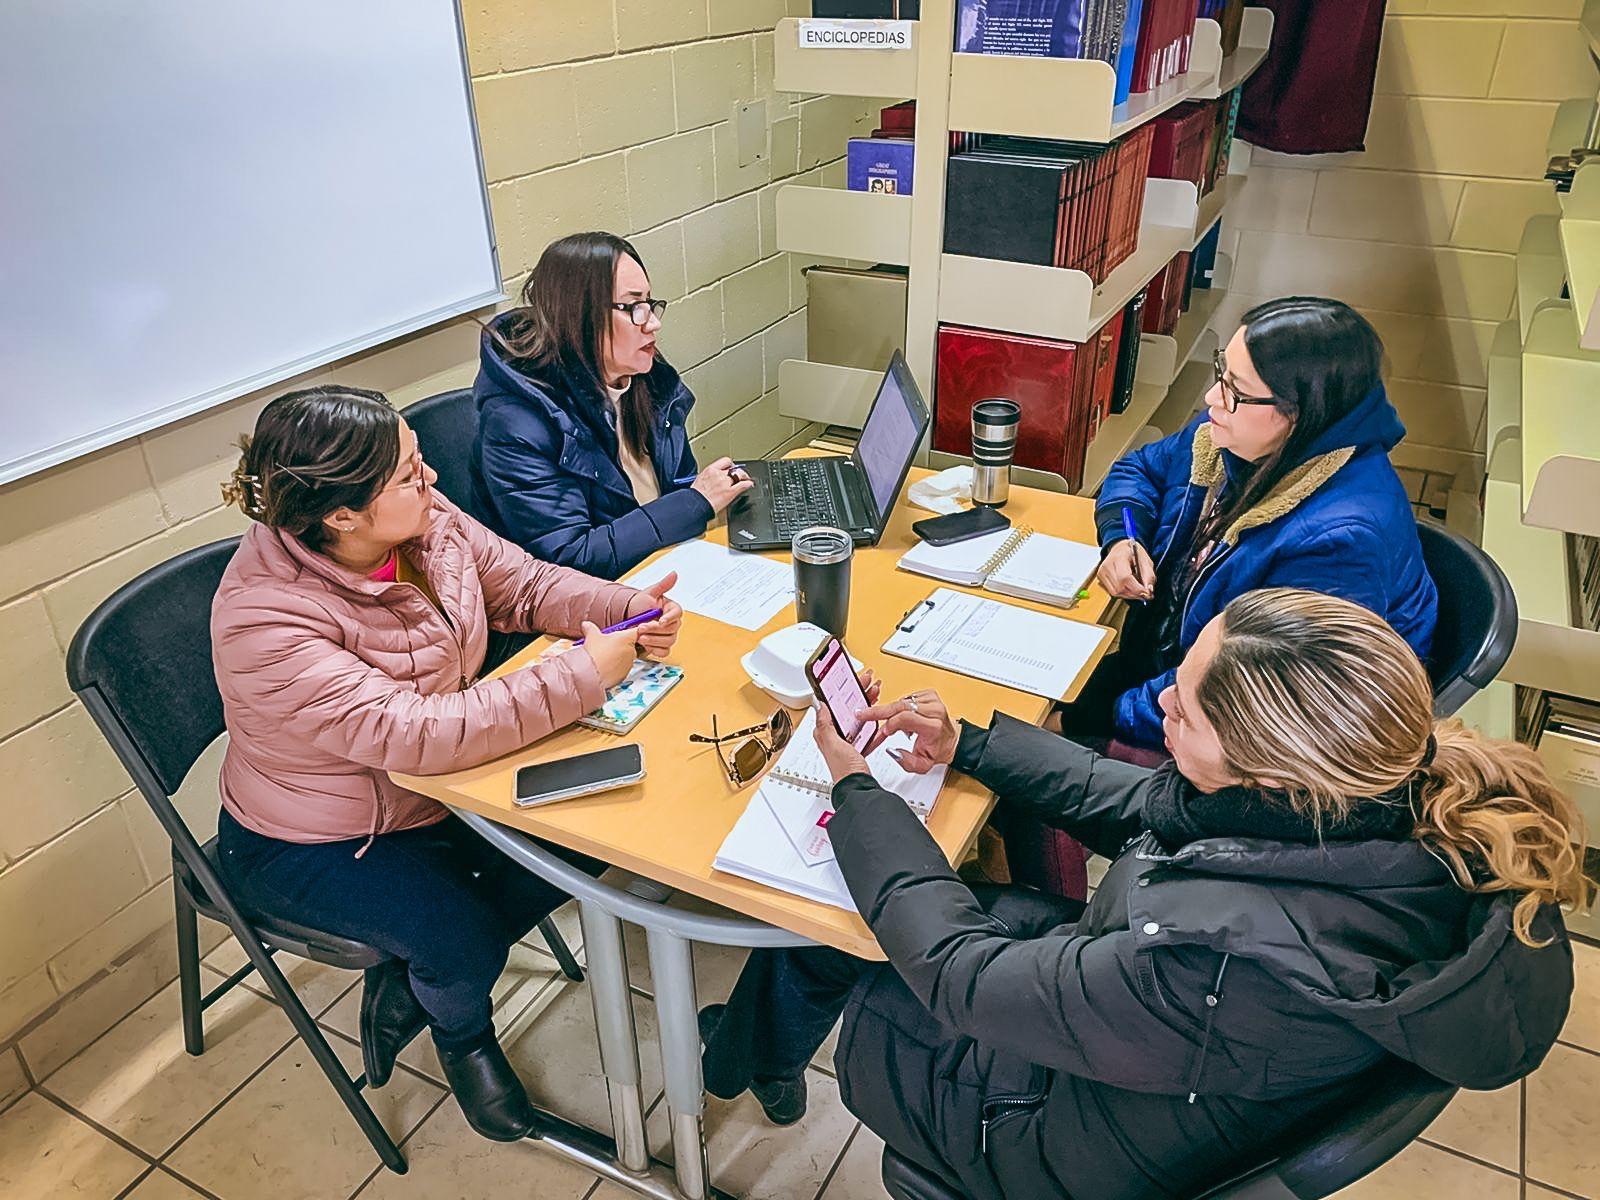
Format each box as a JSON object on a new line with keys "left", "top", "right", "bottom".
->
{"left": 175, "top": 879, "right": 206, "bottom": 1056}
{"left": 539, "top": 917, "right": 584, "bottom": 982}
{"left": 244, "top": 931, "right": 409, "bottom": 1175}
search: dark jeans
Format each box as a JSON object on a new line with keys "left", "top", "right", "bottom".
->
{"left": 702, "top": 885, "right": 1085, "bottom": 1100}
{"left": 216, "top": 808, "right": 593, "bottom": 1050}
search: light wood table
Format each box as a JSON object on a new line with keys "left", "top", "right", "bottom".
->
{"left": 393, "top": 470, "right": 1112, "bottom": 959}
{"left": 393, "top": 470, "right": 1111, "bottom": 1200}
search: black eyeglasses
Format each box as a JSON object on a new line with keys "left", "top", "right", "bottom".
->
{"left": 689, "top": 709, "right": 794, "bottom": 787}
{"left": 609, "top": 298, "right": 669, "bottom": 327}
{"left": 1212, "top": 349, "right": 1280, "bottom": 414}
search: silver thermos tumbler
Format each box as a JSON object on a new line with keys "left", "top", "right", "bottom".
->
{"left": 971, "top": 398, "right": 1021, "bottom": 508}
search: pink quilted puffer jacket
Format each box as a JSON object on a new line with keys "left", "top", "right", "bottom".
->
{"left": 212, "top": 494, "right": 641, "bottom": 845}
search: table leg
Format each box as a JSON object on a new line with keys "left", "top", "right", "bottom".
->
{"left": 577, "top": 899, "right": 650, "bottom": 1175}
{"left": 646, "top": 927, "right": 710, "bottom": 1200}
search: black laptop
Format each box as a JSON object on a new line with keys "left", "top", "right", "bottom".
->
{"left": 727, "top": 351, "right": 931, "bottom": 552}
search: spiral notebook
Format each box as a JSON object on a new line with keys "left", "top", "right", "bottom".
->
{"left": 712, "top": 709, "right": 948, "bottom": 911}
{"left": 896, "top": 525, "right": 1102, "bottom": 608}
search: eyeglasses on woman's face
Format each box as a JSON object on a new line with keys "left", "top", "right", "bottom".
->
{"left": 379, "top": 443, "right": 428, "bottom": 496}
{"left": 609, "top": 298, "right": 669, "bottom": 327}
{"left": 1212, "top": 349, "right": 1280, "bottom": 414}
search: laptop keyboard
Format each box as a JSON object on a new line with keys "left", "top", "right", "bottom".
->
{"left": 768, "top": 460, "right": 846, "bottom": 533}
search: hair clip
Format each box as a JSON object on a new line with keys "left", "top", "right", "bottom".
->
{"left": 221, "top": 471, "right": 266, "bottom": 518}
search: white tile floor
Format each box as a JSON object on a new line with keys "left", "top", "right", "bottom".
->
{"left": 2, "top": 902, "right": 1597, "bottom": 1200}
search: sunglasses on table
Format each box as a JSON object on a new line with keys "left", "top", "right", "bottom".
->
{"left": 689, "top": 709, "right": 794, "bottom": 787}
{"left": 1212, "top": 349, "right": 1281, "bottom": 414}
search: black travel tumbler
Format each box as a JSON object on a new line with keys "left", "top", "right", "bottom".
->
{"left": 792, "top": 526, "right": 853, "bottom": 638}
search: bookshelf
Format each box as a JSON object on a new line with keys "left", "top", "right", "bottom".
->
{"left": 772, "top": 0, "right": 1273, "bottom": 496}
{"left": 1477, "top": 26, "right": 1600, "bottom": 935}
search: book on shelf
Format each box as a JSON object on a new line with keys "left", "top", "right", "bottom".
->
{"left": 1132, "top": 0, "right": 1201, "bottom": 94}
{"left": 935, "top": 320, "right": 1149, "bottom": 492}
{"left": 1197, "top": 0, "right": 1245, "bottom": 56}
{"left": 1110, "top": 288, "right": 1148, "bottom": 412}
{"left": 810, "top": 1, "right": 922, "bottom": 16}
{"left": 1573, "top": 533, "right": 1600, "bottom": 632}
{"left": 1191, "top": 222, "right": 1221, "bottom": 290}
{"left": 1141, "top": 250, "right": 1191, "bottom": 335}
{"left": 848, "top": 137, "right": 914, "bottom": 194}
{"left": 1147, "top": 100, "right": 1222, "bottom": 193}
{"left": 943, "top": 126, "right": 1153, "bottom": 283}
{"left": 1517, "top": 688, "right": 1600, "bottom": 793}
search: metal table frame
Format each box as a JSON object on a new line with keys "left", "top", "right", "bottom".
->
{"left": 456, "top": 808, "right": 814, "bottom": 1200}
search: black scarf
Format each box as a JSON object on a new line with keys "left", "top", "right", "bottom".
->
{"left": 1141, "top": 763, "right": 1418, "bottom": 851}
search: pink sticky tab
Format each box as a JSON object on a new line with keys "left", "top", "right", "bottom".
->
{"left": 816, "top": 809, "right": 834, "bottom": 828}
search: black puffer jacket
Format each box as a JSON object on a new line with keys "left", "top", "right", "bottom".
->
{"left": 826, "top": 713, "right": 1574, "bottom": 1200}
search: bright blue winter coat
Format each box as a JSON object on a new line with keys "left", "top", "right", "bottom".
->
{"left": 470, "top": 322, "right": 712, "bottom": 580}
{"left": 1095, "top": 383, "right": 1438, "bottom": 747}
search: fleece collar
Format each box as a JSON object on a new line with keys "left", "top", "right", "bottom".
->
{"left": 1188, "top": 422, "right": 1355, "bottom": 545}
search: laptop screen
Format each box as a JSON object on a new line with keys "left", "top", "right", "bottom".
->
{"left": 854, "top": 362, "right": 925, "bottom": 520}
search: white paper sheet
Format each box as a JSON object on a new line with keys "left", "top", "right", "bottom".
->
{"left": 625, "top": 539, "right": 795, "bottom": 631}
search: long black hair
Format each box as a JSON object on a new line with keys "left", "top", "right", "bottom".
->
{"left": 1198, "top": 297, "right": 1384, "bottom": 548}
{"left": 491, "top": 231, "right": 655, "bottom": 460}
{"left": 222, "top": 386, "right": 399, "bottom": 552}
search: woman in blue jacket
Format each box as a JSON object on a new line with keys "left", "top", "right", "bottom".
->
{"left": 471, "top": 232, "right": 753, "bottom": 578}
{"left": 1087, "top": 296, "right": 1438, "bottom": 750}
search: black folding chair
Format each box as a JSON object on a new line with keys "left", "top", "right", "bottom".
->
{"left": 64, "top": 536, "right": 582, "bottom": 1173}
{"left": 405, "top": 386, "right": 541, "bottom": 681}
{"left": 1416, "top": 518, "right": 1518, "bottom": 718}
{"left": 67, "top": 538, "right": 410, "bottom": 1174}
{"left": 879, "top": 1059, "right": 1456, "bottom": 1200}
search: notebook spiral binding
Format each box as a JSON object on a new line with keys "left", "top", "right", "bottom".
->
{"left": 978, "top": 525, "right": 1035, "bottom": 577}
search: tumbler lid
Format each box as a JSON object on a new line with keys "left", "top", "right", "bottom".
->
{"left": 972, "top": 398, "right": 1021, "bottom": 425}
{"left": 792, "top": 526, "right": 853, "bottom": 564}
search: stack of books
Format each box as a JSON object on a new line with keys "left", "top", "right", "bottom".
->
{"left": 1148, "top": 100, "right": 1222, "bottom": 193}
{"left": 848, "top": 102, "right": 981, "bottom": 195}
{"left": 1516, "top": 689, "right": 1600, "bottom": 798}
{"left": 932, "top": 307, "right": 1132, "bottom": 492}
{"left": 953, "top": 1, "right": 1201, "bottom": 106}
{"left": 1142, "top": 250, "right": 1192, "bottom": 336}
{"left": 943, "top": 125, "right": 1156, "bottom": 282}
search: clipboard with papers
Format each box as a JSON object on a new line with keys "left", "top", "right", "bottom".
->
{"left": 882, "top": 587, "right": 1115, "bottom": 702}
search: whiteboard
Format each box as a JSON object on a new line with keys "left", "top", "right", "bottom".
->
{"left": 0, "top": 2, "right": 502, "bottom": 485}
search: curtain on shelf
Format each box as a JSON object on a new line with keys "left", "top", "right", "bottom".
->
{"left": 1236, "top": 0, "right": 1389, "bottom": 155}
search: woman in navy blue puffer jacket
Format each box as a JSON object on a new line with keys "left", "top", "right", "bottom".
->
{"left": 471, "top": 232, "right": 753, "bottom": 579}
{"left": 1088, "top": 296, "right": 1438, "bottom": 750}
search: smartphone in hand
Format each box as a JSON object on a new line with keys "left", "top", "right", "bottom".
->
{"left": 804, "top": 637, "right": 877, "bottom": 753}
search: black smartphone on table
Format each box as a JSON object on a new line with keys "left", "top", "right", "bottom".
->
{"left": 804, "top": 637, "right": 879, "bottom": 753}
{"left": 910, "top": 506, "right": 1010, "bottom": 546}
{"left": 514, "top": 744, "right": 645, "bottom": 808}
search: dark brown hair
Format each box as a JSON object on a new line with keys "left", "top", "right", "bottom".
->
{"left": 492, "top": 231, "right": 655, "bottom": 459}
{"left": 221, "top": 385, "right": 399, "bottom": 551}
{"left": 1197, "top": 297, "right": 1385, "bottom": 550}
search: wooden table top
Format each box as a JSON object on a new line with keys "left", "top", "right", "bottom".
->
{"left": 393, "top": 467, "right": 1113, "bottom": 958}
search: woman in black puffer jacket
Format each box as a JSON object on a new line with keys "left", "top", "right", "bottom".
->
{"left": 700, "top": 588, "right": 1592, "bottom": 1200}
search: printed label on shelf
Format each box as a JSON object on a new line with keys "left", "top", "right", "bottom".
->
{"left": 796, "top": 19, "right": 913, "bottom": 50}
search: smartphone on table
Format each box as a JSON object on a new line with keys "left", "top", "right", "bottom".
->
{"left": 910, "top": 506, "right": 1010, "bottom": 546}
{"left": 514, "top": 744, "right": 645, "bottom": 808}
{"left": 804, "top": 637, "right": 878, "bottom": 753}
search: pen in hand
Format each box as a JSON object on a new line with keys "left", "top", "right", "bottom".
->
{"left": 571, "top": 607, "right": 663, "bottom": 647}
{"left": 1121, "top": 506, "right": 1150, "bottom": 600}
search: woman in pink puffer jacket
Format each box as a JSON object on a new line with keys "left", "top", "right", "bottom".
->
{"left": 212, "top": 385, "right": 681, "bottom": 1142}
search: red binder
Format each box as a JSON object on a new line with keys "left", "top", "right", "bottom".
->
{"left": 934, "top": 324, "right": 1099, "bottom": 491}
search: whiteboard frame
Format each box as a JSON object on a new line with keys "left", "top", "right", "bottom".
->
{"left": 0, "top": 1, "right": 505, "bottom": 487}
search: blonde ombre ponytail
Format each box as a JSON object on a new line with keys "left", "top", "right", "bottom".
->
{"left": 1199, "top": 588, "right": 1594, "bottom": 947}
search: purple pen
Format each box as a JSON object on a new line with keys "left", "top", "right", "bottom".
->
{"left": 571, "top": 606, "right": 664, "bottom": 647}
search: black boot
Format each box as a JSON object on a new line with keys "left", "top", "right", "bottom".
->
{"left": 698, "top": 1003, "right": 808, "bottom": 1126}
{"left": 359, "top": 960, "right": 426, "bottom": 1089}
{"left": 436, "top": 1039, "right": 540, "bottom": 1142}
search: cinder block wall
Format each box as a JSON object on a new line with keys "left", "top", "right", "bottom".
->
{"left": 0, "top": 0, "right": 876, "bottom": 1099}
{"left": 1218, "top": 1, "right": 1595, "bottom": 513}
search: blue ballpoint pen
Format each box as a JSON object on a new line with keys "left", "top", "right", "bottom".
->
{"left": 1121, "top": 506, "right": 1147, "bottom": 598}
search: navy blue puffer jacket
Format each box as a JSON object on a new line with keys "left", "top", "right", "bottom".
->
{"left": 470, "top": 318, "right": 712, "bottom": 579}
